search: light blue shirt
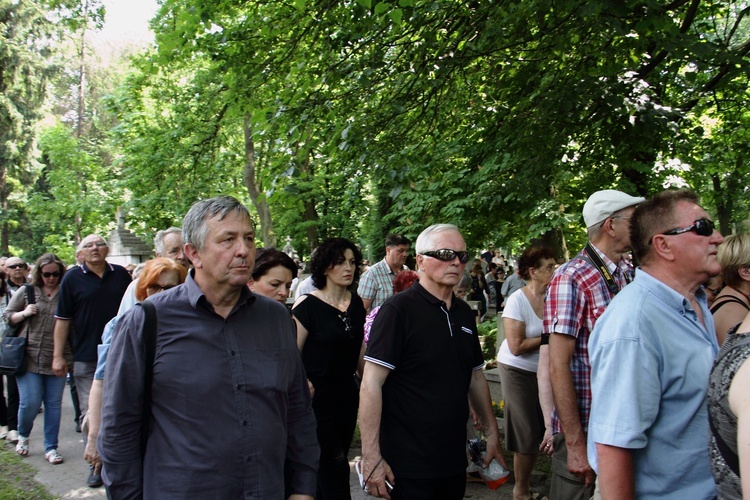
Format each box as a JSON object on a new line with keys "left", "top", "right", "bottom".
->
{"left": 94, "top": 279, "right": 139, "bottom": 380}
{"left": 587, "top": 269, "right": 718, "bottom": 499}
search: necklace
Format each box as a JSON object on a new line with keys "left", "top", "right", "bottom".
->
{"left": 321, "top": 291, "right": 350, "bottom": 312}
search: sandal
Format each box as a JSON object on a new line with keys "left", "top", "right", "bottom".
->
{"left": 16, "top": 436, "right": 29, "bottom": 456}
{"left": 45, "top": 449, "right": 64, "bottom": 464}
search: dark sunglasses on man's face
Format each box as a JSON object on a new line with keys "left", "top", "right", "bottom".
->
{"left": 661, "top": 218, "right": 716, "bottom": 237}
{"left": 421, "top": 249, "right": 470, "bottom": 263}
{"left": 7, "top": 264, "right": 27, "bottom": 269}
{"left": 42, "top": 272, "right": 61, "bottom": 278}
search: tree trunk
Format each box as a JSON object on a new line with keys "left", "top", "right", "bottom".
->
{"left": 243, "top": 116, "right": 275, "bottom": 247}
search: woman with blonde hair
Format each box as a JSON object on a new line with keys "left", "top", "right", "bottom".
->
{"left": 712, "top": 234, "right": 750, "bottom": 346}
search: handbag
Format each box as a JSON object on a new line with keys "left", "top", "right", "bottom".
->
{"left": 0, "top": 285, "right": 36, "bottom": 376}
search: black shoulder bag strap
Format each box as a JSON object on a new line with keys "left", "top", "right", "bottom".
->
{"left": 709, "top": 333, "right": 750, "bottom": 477}
{"left": 22, "top": 284, "right": 36, "bottom": 340}
{"left": 581, "top": 243, "right": 629, "bottom": 296}
{"left": 710, "top": 296, "right": 750, "bottom": 315}
{"left": 139, "top": 301, "right": 157, "bottom": 458}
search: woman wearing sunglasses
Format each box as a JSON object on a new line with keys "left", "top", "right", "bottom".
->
{"left": 3, "top": 253, "right": 71, "bottom": 463}
{"left": 292, "top": 237, "right": 366, "bottom": 499}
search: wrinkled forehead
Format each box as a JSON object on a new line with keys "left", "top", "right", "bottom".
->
{"left": 82, "top": 235, "right": 106, "bottom": 245}
{"left": 207, "top": 211, "right": 254, "bottom": 234}
{"left": 6, "top": 257, "right": 24, "bottom": 266}
{"left": 426, "top": 229, "right": 465, "bottom": 251}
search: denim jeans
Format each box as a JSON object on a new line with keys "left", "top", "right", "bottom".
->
{"left": 16, "top": 372, "right": 66, "bottom": 452}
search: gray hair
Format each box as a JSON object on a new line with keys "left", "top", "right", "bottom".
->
{"left": 154, "top": 227, "right": 182, "bottom": 255}
{"left": 76, "top": 234, "right": 106, "bottom": 252}
{"left": 415, "top": 224, "right": 460, "bottom": 254}
{"left": 182, "top": 196, "right": 251, "bottom": 251}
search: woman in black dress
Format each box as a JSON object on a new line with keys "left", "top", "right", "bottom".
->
{"left": 292, "top": 238, "right": 365, "bottom": 499}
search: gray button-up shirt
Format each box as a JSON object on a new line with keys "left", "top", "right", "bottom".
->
{"left": 99, "top": 271, "right": 319, "bottom": 498}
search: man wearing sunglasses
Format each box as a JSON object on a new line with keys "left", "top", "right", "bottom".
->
{"left": 1, "top": 256, "right": 30, "bottom": 445}
{"left": 545, "top": 189, "right": 644, "bottom": 500}
{"left": 5, "top": 257, "right": 29, "bottom": 294}
{"left": 359, "top": 224, "right": 507, "bottom": 499}
{"left": 587, "top": 190, "right": 722, "bottom": 499}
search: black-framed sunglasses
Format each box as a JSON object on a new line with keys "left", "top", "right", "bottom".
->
{"left": 421, "top": 249, "right": 470, "bottom": 263}
{"left": 7, "top": 264, "right": 27, "bottom": 269}
{"left": 662, "top": 219, "right": 715, "bottom": 237}
{"left": 148, "top": 284, "right": 177, "bottom": 293}
{"left": 42, "top": 272, "right": 61, "bottom": 278}
{"left": 339, "top": 311, "right": 353, "bottom": 338}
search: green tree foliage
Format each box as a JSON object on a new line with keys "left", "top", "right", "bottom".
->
{"left": 0, "top": 0, "right": 59, "bottom": 255}
{"left": 107, "top": 0, "right": 746, "bottom": 257}
{"left": 28, "top": 123, "right": 121, "bottom": 263}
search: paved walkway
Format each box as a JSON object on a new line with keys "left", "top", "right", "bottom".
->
{"left": 11, "top": 385, "right": 519, "bottom": 499}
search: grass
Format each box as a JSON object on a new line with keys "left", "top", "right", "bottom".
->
{"left": 0, "top": 444, "right": 54, "bottom": 500}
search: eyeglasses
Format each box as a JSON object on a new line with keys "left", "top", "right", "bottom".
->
{"left": 703, "top": 285, "right": 722, "bottom": 295}
{"left": 662, "top": 219, "right": 715, "bottom": 237}
{"left": 42, "top": 272, "right": 61, "bottom": 278}
{"left": 421, "top": 249, "right": 470, "bottom": 263}
{"left": 147, "top": 284, "right": 177, "bottom": 293}
{"left": 7, "top": 264, "right": 27, "bottom": 269}
{"left": 83, "top": 241, "right": 107, "bottom": 249}
{"left": 339, "top": 311, "right": 353, "bottom": 338}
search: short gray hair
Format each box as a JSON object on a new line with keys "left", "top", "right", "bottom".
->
{"left": 77, "top": 234, "right": 106, "bottom": 252}
{"left": 182, "top": 196, "right": 251, "bottom": 251}
{"left": 415, "top": 224, "right": 460, "bottom": 254}
{"left": 154, "top": 227, "right": 182, "bottom": 256}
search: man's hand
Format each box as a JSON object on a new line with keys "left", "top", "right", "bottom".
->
{"left": 52, "top": 355, "right": 67, "bottom": 377}
{"left": 484, "top": 433, "right": 509, "bottom": 470}
{"left": 362, "top": 454, "right": 395, "bottom": 499}
{"left": 567, "top": 439, "right": 595, "bottom": 485}
{"left": 84, "top": 438, "right": 101, "bottom": 469}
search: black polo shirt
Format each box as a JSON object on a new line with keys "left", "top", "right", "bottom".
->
{"left": 55, "top": 262, "right": 131, "bottom": 362}
{"left": 364, "top": 282, "right": 484, "bottom": 478}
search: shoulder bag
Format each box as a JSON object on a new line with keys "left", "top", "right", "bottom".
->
{"left": 0, "top": 285, "right": 36, "bottom": 376}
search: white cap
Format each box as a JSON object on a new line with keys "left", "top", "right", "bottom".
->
{"left": 583, "top": 190, "right": 645, "bottom": 228}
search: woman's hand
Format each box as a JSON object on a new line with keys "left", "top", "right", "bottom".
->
{"left": 23, "top": 304, "right": 38, "bottom": 317}
{"left": 539, "top": 428, "right": 554, "bottom": 456}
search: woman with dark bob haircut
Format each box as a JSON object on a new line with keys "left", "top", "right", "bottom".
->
{"left": 291, "top": 237, "right": 366, "bottom": 499}
{"left": 248, "top": 248, "right": 298, "bottom": 304}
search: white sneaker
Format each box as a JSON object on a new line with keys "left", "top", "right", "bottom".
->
{"left": 7, "top": 430, "right": 19, "bottom": 443}
{"left": 0, "top": 425, "right": 8, "bottom": 439}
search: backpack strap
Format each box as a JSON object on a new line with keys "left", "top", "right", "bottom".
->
{"left": 138, "top": 301, "right": 157, "bottom": 458}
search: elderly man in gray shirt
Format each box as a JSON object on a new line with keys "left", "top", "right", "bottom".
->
{"left": 99, "top": 196, "right": 319, "bottom": 499}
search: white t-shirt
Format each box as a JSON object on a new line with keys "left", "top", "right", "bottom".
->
{"left": 497, "top": 288, "right": 542, "bottom": 372}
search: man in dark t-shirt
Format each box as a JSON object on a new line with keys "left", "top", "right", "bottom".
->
{"left": 52, "top": 234, "right": 130, "bottom": 487}
{"left": 359, "top": 224, "right": 507, "bottom": 499}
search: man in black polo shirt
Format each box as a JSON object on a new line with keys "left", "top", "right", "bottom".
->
{"left": 359, "top": 223, "right": 507, "bottom": 499}
{"left": 52, "top": 234, "right": 131, "bottom": 487}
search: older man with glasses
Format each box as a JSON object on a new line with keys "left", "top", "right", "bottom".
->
{"left": 587, "top": 189, "right": 722, "bottom": 499}
{"left": 52, "top": 234, "right": 131, "bottom": 488}
{"left": 0, "top": 256, "right": 28, "bottom": 444}
{"left": 359, "top": 223, "right": 507, "bottom": 499}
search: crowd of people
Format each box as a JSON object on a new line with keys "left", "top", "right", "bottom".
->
{"left": 1, "top": 189, "right": 749, "bottom": 499}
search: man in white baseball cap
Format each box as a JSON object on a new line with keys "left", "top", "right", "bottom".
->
{"left": 542, "top": 189, "right": 644, "bottom": 500}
